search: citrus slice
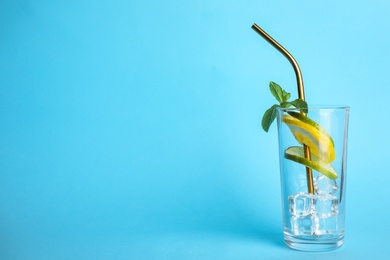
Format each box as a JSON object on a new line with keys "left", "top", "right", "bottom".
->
{"left": 282, "top": 112, "right": 335, "bottom": 163}
{"left": 285, "top": 146, "right": 338, "bottom": 179}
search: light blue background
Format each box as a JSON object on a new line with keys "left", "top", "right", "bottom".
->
{"left": 0, "top": 0, "right": 388, "bottom": 259}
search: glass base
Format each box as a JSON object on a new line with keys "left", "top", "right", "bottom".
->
{"left": 284, "top": 232, "right": 344, "bottom": 252}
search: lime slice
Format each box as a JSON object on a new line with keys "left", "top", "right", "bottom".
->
{"left": 282, "top": 112, "right": 335, "bottom": 163}
{"left": 285, "top": 146, "right": 338, "bottom": 179}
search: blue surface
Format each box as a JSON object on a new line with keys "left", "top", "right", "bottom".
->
{"left": 1, "top": 0, "right": 389, "bottom": 259}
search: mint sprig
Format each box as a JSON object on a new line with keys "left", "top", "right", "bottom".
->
{"left": 261, "top": 82, "right": 308, "bottom": 132}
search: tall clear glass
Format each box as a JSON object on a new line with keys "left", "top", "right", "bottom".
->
{"left": 276, "top": 106, "right": 350, "bottom": 251}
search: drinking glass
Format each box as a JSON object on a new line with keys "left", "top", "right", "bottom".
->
{"left": 276, "top": 106, "right": 350, "bottom": 251}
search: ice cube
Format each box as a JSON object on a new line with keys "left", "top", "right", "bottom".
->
{"left": 314, "top": 174, "right": 338, "bottom": 195}
{"left": 314, "top": 216, "right": 338, "bottom": 235}
{"left": 288, "top": 192, "right": 314, "bottom": 217}
{"left": 313, "top": 194, "right": 339, "bottom": 218}
{"left": 291, "top": 215, "right": 316, "bottom": 236}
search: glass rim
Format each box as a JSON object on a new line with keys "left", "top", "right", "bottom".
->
{"left": 276, "top": 105, "right": 350, "bottom": 111}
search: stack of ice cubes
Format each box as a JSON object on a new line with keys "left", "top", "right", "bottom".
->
{"left": 289, "top": 174, "right": 339, "bottom": 236}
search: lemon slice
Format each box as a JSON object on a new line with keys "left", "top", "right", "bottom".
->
{"left": 285, "top": 146, "right": 338, "bottom": 179}
{"left": 282, "top": 112, "right": 335, "bottom": 163}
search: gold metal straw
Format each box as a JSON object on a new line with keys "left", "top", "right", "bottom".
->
{"left": 251, "top": 23, "right": 315, "bottom": 194}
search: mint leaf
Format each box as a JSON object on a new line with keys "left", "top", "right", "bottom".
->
{"left": 262, "top": 104, "right": 279, "bottom": 132}
{"left": 261, "top": 81, "right": 309, "bottom": 132}
{"left": 282, "top": 90, "right": 291, "bottom": 102}
{"left": 269, "top": 82, "right": 284, "bottom": 103}
{"left": 280, "top": 101, "right": 292, "bottom": 108}
{"left": 290, "top": 99, "right": 308, "bottom": 114}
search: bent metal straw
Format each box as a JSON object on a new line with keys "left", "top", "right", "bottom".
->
{"left": 251, "top": 23, "right": 314, "bottom": 194}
